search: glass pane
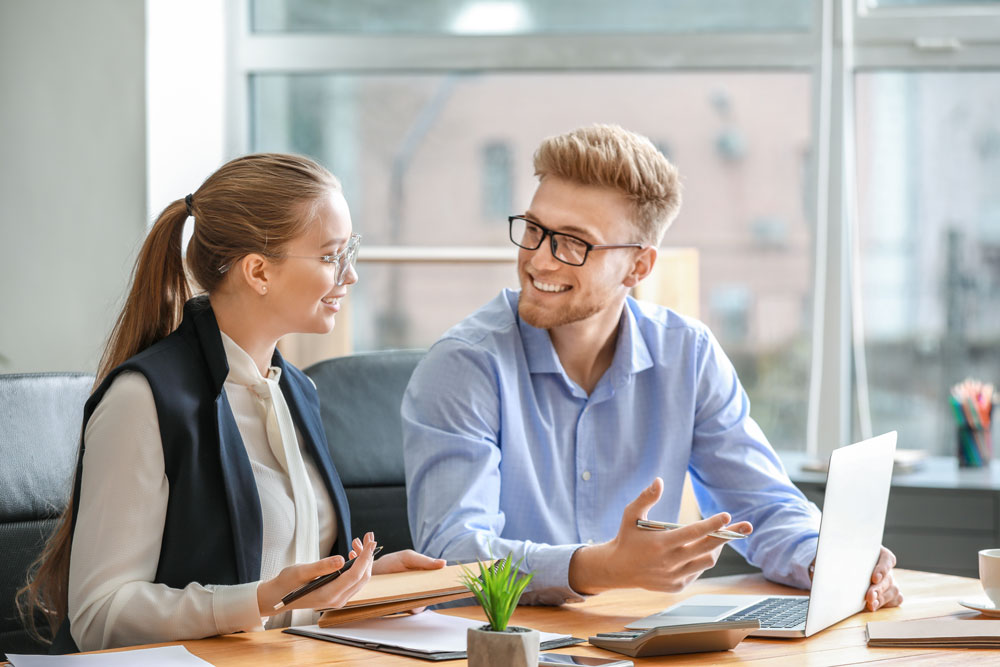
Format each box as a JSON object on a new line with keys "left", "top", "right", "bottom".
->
{"left": 868, "top": 0, "right": 1000, "bottom": 7}
{"left": 252, "top": 71, "right": 814, "bottom": 449}
{"left": 351, "top": 263, "right": 518, "bottom": 350}
{"left": 252, "top": 0, "right": 813, "bottom": 34}
{"left": 855, "top": 71, "right": 1000, "bottom": 456}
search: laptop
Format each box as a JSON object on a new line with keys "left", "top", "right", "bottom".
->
{"left": 625, "top": 432, "right": 897, "bottom": 638}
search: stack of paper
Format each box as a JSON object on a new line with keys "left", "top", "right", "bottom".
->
{"left": 867, "top": 619, "right": 1000, "bottom": 648}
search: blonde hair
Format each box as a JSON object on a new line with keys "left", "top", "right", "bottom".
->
{"left": 533, "top": 124, "right": 682, "bottom": 245}
{"left": 19, "top": 152, "right": 340, "bottom": 642}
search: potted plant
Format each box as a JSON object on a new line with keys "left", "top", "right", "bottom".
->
{"left": 460, "top": 552, "right": 538, "bottom": 667}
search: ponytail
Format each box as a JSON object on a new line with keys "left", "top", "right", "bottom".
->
{"left": 96, "top": 199, "right": 192, "bottom": 384}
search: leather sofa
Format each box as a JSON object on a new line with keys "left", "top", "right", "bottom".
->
{"left": 0, "top": 373, "right": 94, "bottom": 658}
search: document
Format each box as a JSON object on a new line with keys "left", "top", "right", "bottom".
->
{"left": 6, "top": 645, "right": 212, "bottom": 666}
{"left": 288, "top": 610, "right": 582, "bottom": 660}
{"left": 867, "top": 619, "right": 1000, "bottom": 647}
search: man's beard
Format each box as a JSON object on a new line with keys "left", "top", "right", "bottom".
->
{"left": 517, "top": 291, "right": 604, "bottom": 330}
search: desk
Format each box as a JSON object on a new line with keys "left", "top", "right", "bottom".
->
{"left": 35, "top": 569, "right": 999, "bottom": 666}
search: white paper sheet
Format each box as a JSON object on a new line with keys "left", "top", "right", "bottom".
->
{"left": 294, "top": 611, "right": 570, "bottom": 653}
{"left": 6, "top": 645, "right": 213, "bottom": 666}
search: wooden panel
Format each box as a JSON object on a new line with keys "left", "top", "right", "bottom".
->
{"left": 632, "top": 247, "right": 699, "bottom": 318}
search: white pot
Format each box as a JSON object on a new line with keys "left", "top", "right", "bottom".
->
{"left": 467, "top": 625, "right": 540, "bottom": 667}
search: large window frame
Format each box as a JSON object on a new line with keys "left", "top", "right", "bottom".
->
{"left": 224, "top": 0, "right": 1000, "bottom": 456}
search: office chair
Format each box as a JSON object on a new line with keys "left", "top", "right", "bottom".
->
{"left": 304, "top": 350, "right": 424, "bottom": 556}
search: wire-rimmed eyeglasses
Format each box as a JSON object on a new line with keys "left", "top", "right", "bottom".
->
{"left": 284, "top": 232, "right": 361, "bottom": 286}
{"left": 508, "top": 216, "right": 643, "bottom": 267}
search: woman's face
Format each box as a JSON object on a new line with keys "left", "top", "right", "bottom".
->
{"left": 267, "top": 189, "right": 357, "bottom": 335}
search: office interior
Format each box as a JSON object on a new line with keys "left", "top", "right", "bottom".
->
{"left": 2, "top": 0, "right": 1000, "bottom": 577}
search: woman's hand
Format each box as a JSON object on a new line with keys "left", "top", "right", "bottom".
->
{"left": 371, "top": 549, "right": 446, "bottom": 576}
{"left": 257, "top": 532, "right": 378, "bottom": 616}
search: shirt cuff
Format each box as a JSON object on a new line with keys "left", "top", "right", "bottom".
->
{"left": 211, "top": 582, "right": 267, "bottom": 634}
{"left": 786, "top": 536, "right": 820, "bottom": 590}
{"left": 521, "top": 544, "right": 588, "bottom": 605}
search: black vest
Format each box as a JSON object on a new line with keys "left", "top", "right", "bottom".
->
{"left": 53, "top": 296, "right": 351, "bottom": 652}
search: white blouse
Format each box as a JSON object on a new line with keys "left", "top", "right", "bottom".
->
{"left": 67, "top": 334, "right": 337, "bottom": 651}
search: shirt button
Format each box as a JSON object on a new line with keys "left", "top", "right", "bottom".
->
{"left": 581, "top": 471, "right": 591, "bottom": 481}
{"left": 587, "top": 539, "right": 594, "bottom": 545}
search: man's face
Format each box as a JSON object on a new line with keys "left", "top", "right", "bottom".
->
{"left": 517, "top": 176, "right": 641, "bottom": 330}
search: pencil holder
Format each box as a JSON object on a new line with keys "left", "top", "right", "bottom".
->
{"left": 957, "top": 409, "right": 994, "bottom": 467}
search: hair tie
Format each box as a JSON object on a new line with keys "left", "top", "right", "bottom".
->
{"left": 184, "top": 194, "right": 194, "bottom": 217}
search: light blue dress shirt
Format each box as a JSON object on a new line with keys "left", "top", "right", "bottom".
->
{"left": 402, "top": 289, "right": 820, "bottom": 604}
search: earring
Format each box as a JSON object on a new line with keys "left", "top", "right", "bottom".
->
{"left": 261, "top": 286, "right": 268, "bottom": 295}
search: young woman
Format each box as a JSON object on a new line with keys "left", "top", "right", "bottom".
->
{"left": 22, "top": 153, "right": 443, "bottom": 652}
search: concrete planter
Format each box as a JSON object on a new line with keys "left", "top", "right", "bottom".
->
{"left": 467, "top": 625, "right": 540, "bottom": 667}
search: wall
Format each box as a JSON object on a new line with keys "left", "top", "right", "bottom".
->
{"left": 0, "top": 0, "right": 147, "bottom": 373}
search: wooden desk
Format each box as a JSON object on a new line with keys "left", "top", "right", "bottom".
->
{"left": 11, "top": 570, "right": 996, "bottom": 665}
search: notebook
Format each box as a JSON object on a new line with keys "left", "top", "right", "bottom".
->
{"left": 317, "top": 563, "right": 475, "bottom": 627}
{"left": 867, "top": 619, "right": 1000, "bottom": 647}
{"left": 625, "top": 432, "right": 897, "bottom": 638}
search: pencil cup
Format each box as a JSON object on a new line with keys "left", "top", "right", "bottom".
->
{"left": 957, "top": 408, "right": 994, "bottom": 468}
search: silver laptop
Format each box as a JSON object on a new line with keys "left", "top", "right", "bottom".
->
{"left": 625, "top": 432, "right": 896, "bottom": 638}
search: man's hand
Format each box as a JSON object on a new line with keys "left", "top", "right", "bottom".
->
{"left": 865, "top": 546, "right": 902, "bottom": 611}
{"left": 568, "top": 478, "right": 752, "bottom": 595}
{"left": 371, "top": 549, "right": 446, "bottom": 575}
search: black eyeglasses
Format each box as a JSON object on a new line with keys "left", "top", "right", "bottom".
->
{"left": 508, "top": 215, "right": 643, "bottom": 267}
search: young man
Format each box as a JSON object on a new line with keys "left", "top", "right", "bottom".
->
{"left": 402, "top": 125, "right": 901, "bottom": 610}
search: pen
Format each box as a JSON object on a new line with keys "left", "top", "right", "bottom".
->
{"left": 273, "top": 545, "right": 383, "bottom": 611}
{"left": 636, "top": 518, "right": 746, "bottom": 540}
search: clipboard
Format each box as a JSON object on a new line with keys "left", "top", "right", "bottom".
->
{"left": 286, "top": 611, "right": 584, "bottom": 662}
{"left": 286, "top": 626, "right": 583, "bottom": 661}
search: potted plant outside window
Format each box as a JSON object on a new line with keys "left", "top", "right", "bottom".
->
{"left": 460, "top": 553, "right": 538, "bottom": 667}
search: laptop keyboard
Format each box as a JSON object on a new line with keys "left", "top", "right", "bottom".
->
{"left": 721, "top": 597, "right": 809, "bottom": 629}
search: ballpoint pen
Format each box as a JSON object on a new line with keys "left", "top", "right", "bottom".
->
{"left": 636, "top": 518, "right": 746, "bottom": 540}
{"left": 273, "top": 545, "right": 383, "bottom": 611}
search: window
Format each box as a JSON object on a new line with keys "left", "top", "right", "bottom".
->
{"left": 249, "top": 0, "right": 813, "bottom": 34}
{"left": 247, "top": 69, "right": 814, "bottom": 447}
{"left": 226, "top": 0, "right": 1000, "bottom": 455}
{"left": 855, "top": 71, "right": 1000, "bottom": 454}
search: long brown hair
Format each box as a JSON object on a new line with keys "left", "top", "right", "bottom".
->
{"left": 18, "top": 153, "right": 340, "bottom": 641}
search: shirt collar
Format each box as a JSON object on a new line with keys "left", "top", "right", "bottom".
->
{"left": 516, "top": 292, "right": 654, "bottom": 387}
{"left": 219, "top": 331, "right": 281, "bottom": 386}
{"left": 610, "top": 298, "right": 654, "bottom": 386}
